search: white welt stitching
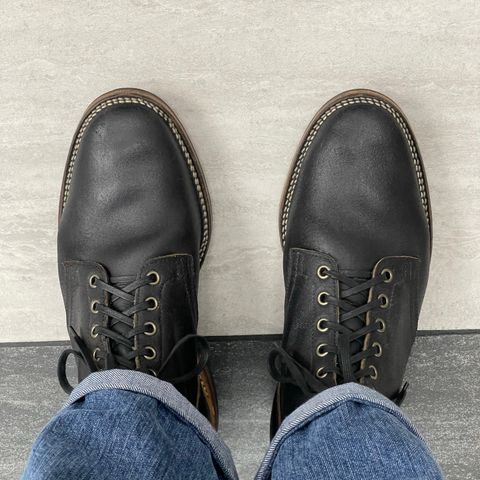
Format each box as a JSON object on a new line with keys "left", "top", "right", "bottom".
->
{"left": 62, "top": 97, "right": 209, "bottom": 262}
{"left": 281, "top": 96, "right": 430, "bottom": 245}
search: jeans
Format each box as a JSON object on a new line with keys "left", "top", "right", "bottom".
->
{"left": 23, "top": 370, "right": 443, "bottom": 480}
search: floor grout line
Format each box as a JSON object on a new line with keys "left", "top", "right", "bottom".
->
{"left": 1, "top": 330, "right": 479, "bottom": 348}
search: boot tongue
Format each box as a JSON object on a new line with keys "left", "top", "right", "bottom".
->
{"left": 107, "top": 274, "right": 139, "bottom": 368}
{"left": 338, "top": 269, "right": 372, "bottom": 381}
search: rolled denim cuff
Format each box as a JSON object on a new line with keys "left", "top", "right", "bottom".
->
{"left": 66, "top": 369, "right": 238, "bottom": 480}
{"left": 255, "top": 382, "right": 424, "bottom": 480}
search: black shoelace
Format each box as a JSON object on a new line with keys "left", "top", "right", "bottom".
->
{"left": 58, "top": 272, "right": 209, "bottom": 393}
{"left": 269, "top": 267, "right": 408, "bottom": 403}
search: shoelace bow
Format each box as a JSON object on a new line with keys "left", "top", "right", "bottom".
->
{"left": 58, "top": 273, "right": 209, "bottom": 393}
{"left": 269, "top": 267, "right": 408, "bottom": 403}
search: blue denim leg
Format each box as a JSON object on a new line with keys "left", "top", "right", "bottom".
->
{"left": 22, "top": 370, "right": 238, "bottom": 480}
{"left": 256, "top": 383, "right": 443, "bottom": 480}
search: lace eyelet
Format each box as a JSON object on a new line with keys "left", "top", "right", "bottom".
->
{"left": 146, "top": 297, "right": 159, "bottom": 311}
{"left": 381, "top": 268, "right": 393, "bottom": 283}
{"left": 148, "top": 368, "right": 157, "bottom": 377}
{"left": 90, "top": 300, "right": 100, "bottom": 314}
{"left": 144, "top": 322, "right": 157, "bottom": 336}
{"left": 317, "top": 265, "right": 330, "bottom": 279}
{"left": 92, "top": 348, "right": 101, "bottom": 362}
{"left": 378, "top": 294, "right": 389, "bottom": 309}
{"left": 315, "top": 367, "right": 328, "bottom": 379}
{"left": 317, "top": 318, "right": 329, "bottom": 332}
{"left": 147, "top": 271, "right": 160, "bottom": 285}
{"left": 144, "top": 346, "right": 157, "bottom": 360}
{"left": 370, "top": 365, "right": 378, "bottom": 380}
{"left": 316, "top": 344, "right": 329, "bottom": 357}
{"left": 90, "top": 324, "right": 99, "bottom": 338}
{"left": 317, "top": 292, "right": 329, "bottom": 305}
{"left": 373, "top": 342, "right": 383, "bottom": 357}
{"left": 89, "top": 274, "right": 99, "bottom": 288}
{"left": 376, "top": 318, "right": 386, "bottom": 332}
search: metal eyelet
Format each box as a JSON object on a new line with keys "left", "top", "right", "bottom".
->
{"left": 146, "top": 297, "right": 159, "bottom": 311}
{"left": 317, "top": 265, "right": 330, "bottom": 279}
{"left": 373, "top": 342, "right": 383, "bottom": 357}
{"left": 317, "top": 318, "right": 329, "bottom": 332}
{"left": 315, "top": 367, "right": 328, "bottom": 379}
{"left": 147, "top": 271, "right": 160, "bottom": 285}
{"left": 316, "top": 344, "right": 329, "bottom": 357}
{"left": 376, "top": 318, "right": 386, "bottom": 333}
{"left": 317, "top": 292, "right": 329, "bottom": 305}
{"left": 381, "top": 268, "right": 393, "bottom": 283}
{"left": 148, "top": 369, "right": 157, "bottom": 377}
{"left": 144, "top": 322, "right": 157, "bottom": 336}
{"left": 378, "top": 294, "right": 389, "bottom": 309}
{"left": 90, "top": 325, "right": 99, "bottom": 338}
{"left": 370, "top": 365, "right": 378, "bottom": 380}
{"left": 144, "top": 346, "right": 157, "bottom": 360}
{"left": 90, "top": 300, "right": 99, "bottom": 314}
{"left": 89, "top": 274, "right": 99, "bottom": 288}
{"left": 92, "top": 348, "right": 101, "bottom": 362}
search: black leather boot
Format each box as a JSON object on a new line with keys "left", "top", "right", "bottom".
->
{"left": 269, "top": 89, "right": 432, "bottom": 436}
{"left": 56, "top": 88, "right": 218, "bottom": 428}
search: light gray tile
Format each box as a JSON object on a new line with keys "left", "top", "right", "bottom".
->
{"left": 0, "top": 1, "right": 480, "bottom": 341}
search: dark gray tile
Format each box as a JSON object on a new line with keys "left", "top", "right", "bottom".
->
{"left": 1, "top": 335, "right": 479, "bottom": 479}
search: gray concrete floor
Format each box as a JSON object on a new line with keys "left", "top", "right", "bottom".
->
{"left": 1, "top": 335, "right": 479, "bottom": 479}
